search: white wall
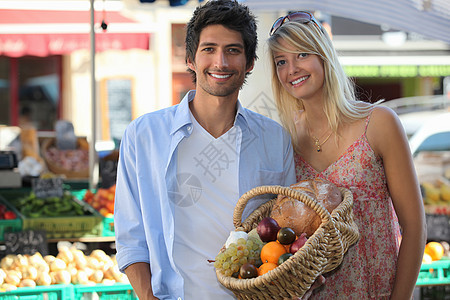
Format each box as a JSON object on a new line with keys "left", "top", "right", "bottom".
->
{"left": 240, "top": 11, "right": 285, "bottom": 124}
{"left": 64, "top": 3, "right": 286, "bottom": 140}
{"left": 66, "top": 49, "right": 155, "bottom": 139}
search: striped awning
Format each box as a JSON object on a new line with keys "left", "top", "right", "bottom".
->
{"left": 241, "top": 0, "right": 450, "bottom": 44}
{"left": 0, "top": 9, "right": 150, "bottom": 57}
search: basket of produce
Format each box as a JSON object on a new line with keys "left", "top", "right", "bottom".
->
{"left": 215, "top": 179, "right": 360, "bottom": 299}
{"left": 41, "top": 137, "right": 89, "bottom": 179}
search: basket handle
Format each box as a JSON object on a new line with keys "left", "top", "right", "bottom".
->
{"left": 233, "top": 185, "right": 332, "bottom": 229}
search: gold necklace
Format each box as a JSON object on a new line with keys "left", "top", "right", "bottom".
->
{"left": 305, "top": 115, "right": 332, "bottom": 152}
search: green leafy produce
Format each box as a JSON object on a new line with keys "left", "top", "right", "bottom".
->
{"left": 9, "top": 191, "right": 93, "bottom": 218}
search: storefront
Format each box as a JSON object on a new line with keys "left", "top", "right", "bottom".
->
{"left": 0, "top": 5, "right": 150, "bottom": 134}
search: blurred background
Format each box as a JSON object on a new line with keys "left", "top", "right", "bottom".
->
{"left": 2, "top": 0, "right": 448, "bottom": 193}
{"left": 0, "top": 2, "right": 449, "bottom": 204}
{"left": 0, "top": 0, "right": 448, "bottom": 139}
{"left": 0, "top": 0, "right": 449, "bottom": 298}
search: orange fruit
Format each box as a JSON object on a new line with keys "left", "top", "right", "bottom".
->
{"left": 258, "top": 262, "right": 278, "bottom": 276}
{"left": 425, "top": 242, "right": 444, "bottom": 261}
{"left": 261, "top": 241, "right": 287, "bottom": 264}
{"left": 276, "top": 240, "right": 291, "bottom": 253}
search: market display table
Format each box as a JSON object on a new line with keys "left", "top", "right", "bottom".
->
{"left": 417, "top": 259, "right": 450, "bottom": 286}
{"left": 416, "top": 259, "right": 450, "bottom": 300}
{"left": 0, "top": 283, "right": 136, "bottom": 299}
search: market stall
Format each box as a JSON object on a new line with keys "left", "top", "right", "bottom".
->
{"left": 0, "top": 121, "right": 126, "bottom": 297}
{"left": 414, "top": 150, "right": 450, "bottom": 299}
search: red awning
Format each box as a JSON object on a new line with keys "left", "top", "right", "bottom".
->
{"left": 0, "top": 9, "right": 150, "bottom": 57}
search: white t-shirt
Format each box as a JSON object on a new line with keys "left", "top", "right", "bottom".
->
{"left": 173, "top": 112, "right": 240, "bottom": 299}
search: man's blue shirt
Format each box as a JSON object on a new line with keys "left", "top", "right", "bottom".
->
{"left": 114, "top": 90, "right": 295, "bottom": 299}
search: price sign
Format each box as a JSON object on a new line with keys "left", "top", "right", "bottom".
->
{"left": 100, "top": 78, "right": 134, "bottom": 141}
{"left": 426, "top": 214, "right": 449, "bottom": 241}
{"left": 99, "top": 150, "right": 119, "bottom": 189}
{"left": 99, "top": 159, "right": 118, "bottom": 189}
{"left": 32, "top": 177, "right": 64, "bottom": 198}
{"left": 4, "top": 230, "right": 48, "bottom": 256}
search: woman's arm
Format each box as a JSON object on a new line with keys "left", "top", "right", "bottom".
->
{"left": 368, "top": 106, "right": 427, "bottom": 300}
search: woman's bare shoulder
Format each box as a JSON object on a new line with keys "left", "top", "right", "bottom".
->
{"left": 367, "top": 105, "right": 406, "bottom": 156}
{"left": 371, "top": 105, "right": 402, "bottom": 126}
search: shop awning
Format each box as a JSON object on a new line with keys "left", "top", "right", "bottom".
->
{"left": 0, "top": 9, "right": 150, "bottom": 57}
{"left": 241, "top": 0, "right": 450, "bottom": 45}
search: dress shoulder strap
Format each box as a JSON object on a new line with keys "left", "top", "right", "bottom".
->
{"left": 364, "top": 110, "right": 373, "bottom": 134}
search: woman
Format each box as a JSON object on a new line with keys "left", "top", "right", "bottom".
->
{"left": 267, "top": 12, "right": 426, "bottom": 299}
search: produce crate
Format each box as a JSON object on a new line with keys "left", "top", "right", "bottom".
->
{"left": 0, "top": 190, "right": 103, "bottom": 239}
{"left": 72, "top": 189, "right": 115, "bottom": 237}
{"left": 102, "top": 216, "right": 115, "bottom": 237}
{"left": 416, "top": 259, "right": 450, "bottom": 286}
{"left": 73, "top": 283, "right": 137, "bottom": 300}
{"left": 63, "top": 180, "right": 89, "bottom": 191}
{"left": 0, "top": 197, "right": 22, "bottom": 242}
{"left": 0, "top": 284, "right": 74, "bottom": 300}
{"left": 424, "top": 204, "right": 450, "bottom": 216}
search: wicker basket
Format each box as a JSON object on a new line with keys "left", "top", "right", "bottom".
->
{"left": 216, "top": 185, "right": 359, "bottom": 299}
{"left": 41, "top": 137, "right": 90, "bottom": 179}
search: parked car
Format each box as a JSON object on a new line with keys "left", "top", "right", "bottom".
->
{"left": 383, "top": 95, "right": 449, "bottom": 138}
{"left": 399, "top": 108, "right": 449, "bottom": 138}
{"left": 408, "top": 112, "right": 450, "bottom": 157}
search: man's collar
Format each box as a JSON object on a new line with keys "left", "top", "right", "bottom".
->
{"left": 235, "top": 100, "right": 250, "bottom": 131}
{"left": 170, "top": 90, "right": 195, "bottom": 135}
{"left": 170, "top": 90, "right": 250, "bottom": 135}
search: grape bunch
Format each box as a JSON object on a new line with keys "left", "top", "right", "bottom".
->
{"left": 214, "top": 237, "right": 263, "bottom": 277}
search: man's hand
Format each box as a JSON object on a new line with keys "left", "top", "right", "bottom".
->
{"left": 296, "top": 275, "right": 326, "bottom": 300}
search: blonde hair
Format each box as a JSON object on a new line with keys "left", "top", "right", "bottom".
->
{"left": 267, "top": 21, "right": 376, "bottom": 152}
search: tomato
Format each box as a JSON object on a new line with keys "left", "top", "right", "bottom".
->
{"left": 99, "top": 208, "right": 110, "bottom": 217}
{"left": 91, "top": 201, "right": 101, "bottom": 210}
{"left": 108, "top": 184, "right": 116, "bottom": 194}
{"left": 105, "top": 201, "right": 115, "bottom": 213}
{"left": 107, "top": 193, "right": 114, "bottom": 202}
{"left": 4, "top": 211, "right": 17, "bottom": 220}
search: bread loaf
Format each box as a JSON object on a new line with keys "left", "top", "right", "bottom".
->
{"left": 269, "top": 178, "right": 342, "bottom": 237}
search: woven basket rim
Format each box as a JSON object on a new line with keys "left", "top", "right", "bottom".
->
{"left": 233, "top": 185, "right": 332, "bottom": 230}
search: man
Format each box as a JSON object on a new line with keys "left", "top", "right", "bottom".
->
{"left": 114, "top": 0, "right": 295, "bottom": 299}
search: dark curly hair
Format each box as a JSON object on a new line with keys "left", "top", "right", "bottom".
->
{"left": 185, "top": 0, "right": 258, "bottom": 83}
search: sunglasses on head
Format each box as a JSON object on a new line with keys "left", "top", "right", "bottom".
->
{"left": 269, "top": 11, "right": 324, "bottom": 36}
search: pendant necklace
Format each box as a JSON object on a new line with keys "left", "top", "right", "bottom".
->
{"left": 305, "top": 115, "right": 333, "bottom": 152}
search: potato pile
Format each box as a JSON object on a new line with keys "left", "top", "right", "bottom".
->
{"left": 0, "top": 246, "right": 128, "bottom": 292}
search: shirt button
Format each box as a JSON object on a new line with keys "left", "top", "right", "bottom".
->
{"left": 177, "top": 297, "right": 182, "bottom": 300}
{"left": 187, "top": 125, "right": 192, "bottom": 131}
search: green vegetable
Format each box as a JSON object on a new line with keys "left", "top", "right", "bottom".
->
{"left": 9, "top": 191, "right": 93, "bottom": 218}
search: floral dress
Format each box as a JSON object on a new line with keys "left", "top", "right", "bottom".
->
{"left": 295, "top": 116, "right": 401, "bottom": 299}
